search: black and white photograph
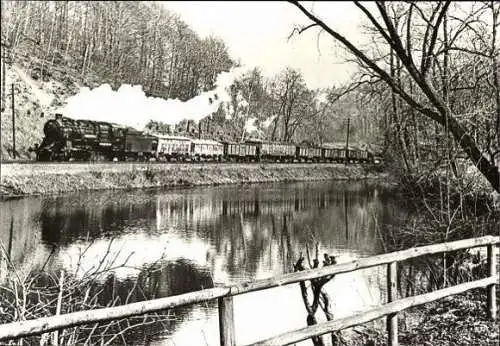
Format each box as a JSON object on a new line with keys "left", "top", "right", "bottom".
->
{"left": 0, "top": 1, "right": 499, "bottom": 345}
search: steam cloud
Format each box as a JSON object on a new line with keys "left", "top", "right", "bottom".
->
{"left": 60, "top": 66, "right": 250, "bottom": 131}
{"left": 244, "top": 117, "right": 258, "bottom": 135}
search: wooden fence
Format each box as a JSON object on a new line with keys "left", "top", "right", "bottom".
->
{"left": 0, "top": 235, "right": 498, "bottom": 345}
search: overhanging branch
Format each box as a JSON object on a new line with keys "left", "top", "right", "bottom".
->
{"left": 286, "top": 0, "right": 443, "bottom": 124}
{"left": 288, "top": 23, "right": 320, "bottom": 41}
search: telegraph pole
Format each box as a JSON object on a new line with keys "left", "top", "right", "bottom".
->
{"left": 11, "top": 83, "right": 15, "bottom": 159}
{"left": 345, "top": 117, "right": 350, "bottom": 164}
{"left": 0, "top": 67, "right": 2, "bottom": 167}
{"left": 1, "top": 46, "right": 5, "bottom": 166}
{"left": 1, "top": 50, "right": 5, "bottom": 112}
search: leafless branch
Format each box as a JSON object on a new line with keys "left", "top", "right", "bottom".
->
{"left": 435, "top": 46, "right": 493, "bottom": 59}
{"left": 288, "top": 23, "right": 319, "bottom": 41}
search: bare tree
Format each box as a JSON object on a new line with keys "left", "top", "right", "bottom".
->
{"left": 288, "top": 1, "right": 500, "bottom": 192}
{"left": 293, "top": 245, "right": 341, "bottom": 346}
{"left": 268, "top": 68, "right": 313, "bottom": 142}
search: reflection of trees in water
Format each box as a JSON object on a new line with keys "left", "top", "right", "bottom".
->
{"left": 5, "top": 181, "right": 406, "bottom": 288}
{"left": 143, "top": 258, "right": 215, "bottom": 298}
{"left": 92, "top": 258, "right": 216, "bottom": 344}
{"left": 33, "top": 182, "right": 401, "bottom": 256}
{"left": 154, "top": 182, "right": 404, "bottom": 280}
{"left": 0, "top": 198, "right": 43, "bottom": 270}
{"left": 39, "top": 193, "right": 157, "bottom": 245}
{"left": 49, "top": 258, "right": 215, "bottom": 344}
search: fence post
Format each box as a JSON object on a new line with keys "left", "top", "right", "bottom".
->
{"left": 218, "top": 296, "right": 235, "bottom": 346}
{"left": 387, "top": 261, "right": 398, "bottom": 346}
{"left": 487, "top": 244, "right": 497, "bottom": 321}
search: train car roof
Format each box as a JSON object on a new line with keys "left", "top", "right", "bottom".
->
{"left": 296, "top": 142, "right": 321, "bottom": 148}
{"left": 154, "top": 134, "right": 192, "bottom": 141}
{"left": 322, "top": 143, "right": 347, "bottom": 149}
{"left": 191, "top": 139, "right": 224, "bottom": 145}
{"left": 248, "top": 140, "right": 296, "bottom": 145}
{"left": 221, "top": 141, "right": 256, "bottom": 145}
{"left": 322, "top": 144, "right": 365, "bottom": 151}
{"left": 245, "top": 137, "right": 263, "bottom": 142}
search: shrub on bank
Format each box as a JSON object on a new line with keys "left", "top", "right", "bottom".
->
{"left": 0, "top": 254, "right": 174, "bottom": 345}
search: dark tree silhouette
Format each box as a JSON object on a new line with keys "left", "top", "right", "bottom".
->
{"left": 288, "top": 1, "right": 499, "bottom": 192}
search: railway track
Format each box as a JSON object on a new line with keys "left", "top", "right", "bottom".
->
{"left": 0, "top": 159, "right": 359, "bottom": 165}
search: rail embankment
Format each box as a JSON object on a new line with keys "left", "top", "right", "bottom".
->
{"left": 0, "top": 162, "right": 389, "bottom": 197}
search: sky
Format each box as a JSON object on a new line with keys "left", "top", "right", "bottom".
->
{"left": 59, "top": 1, "right": 482, "bottom": 130}
{"left": 60, "top": 1, "right": 370, "bottom": 128}
{"left": 162, "top": 1, "right": 368, "bottom": 90}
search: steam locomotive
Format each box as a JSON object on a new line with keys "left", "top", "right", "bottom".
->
{"left": 35, "top": 114, "right": 374, "bottom": 163}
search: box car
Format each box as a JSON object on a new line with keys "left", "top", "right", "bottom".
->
{"left": 259, "top": 141, "right": 296, "bottom": 161}
{"left": 122, "top": 130, "right": 158, "bottom": 160}
{"left": 191, "top": 139, "right": 224, "bottom": 161}
{"left": 156, "top": 135, "right": 191, "bottom": 161}
{"left": 323, "top": 147, "right": 346, "bottom": 162}
{"left": 296, "top": 146, "right": 322, "bottom": 161}
{"left": 223, "top": 142, "right": 258, "bottom": 161}
{"left": 347, "top": 148, "right": 363, "bottom": 162}
{"left": 359, "top": 150, "right": 369, "bottom": 162}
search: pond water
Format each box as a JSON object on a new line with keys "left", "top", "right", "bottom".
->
{"left": 0, "top": 180, "right": 408, "bottom": 345}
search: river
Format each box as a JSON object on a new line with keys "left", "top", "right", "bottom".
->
{"left": 0, "top": 180, "right": 408, "bottom": 345}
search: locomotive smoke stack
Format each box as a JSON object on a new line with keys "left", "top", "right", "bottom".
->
{"left": 55, "top": 113, "right": 63, "bottom": 124}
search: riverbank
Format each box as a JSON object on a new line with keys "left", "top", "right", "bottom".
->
{"left": 400, "top": 289, "right": 499, "bottom": 346}
{"left": 359, "top": 289, "right": 499, "bottom": 346}
{"left": 0, "top": 162, "right": 389, "bottom": 197}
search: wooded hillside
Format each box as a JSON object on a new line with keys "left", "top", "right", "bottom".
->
{"left": 0, "top": 1, "right": 381, "bottom": 158}
{"left": 1, "top": 1, "right": 234, "bottom": 101}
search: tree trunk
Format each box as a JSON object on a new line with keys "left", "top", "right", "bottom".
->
{"left": 445, "top": 113, "right": 499, "bottom": 192}
{"left": 287, "top": 1, "right": 500, "bottom": 193}
{"left": 491, "top": 1, "right": 500, "bottom": 149}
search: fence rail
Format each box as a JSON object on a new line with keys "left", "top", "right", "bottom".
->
{"left": 246, "top": 276, "right": 497, "bottom": 346}
{"left": 0, "top": 235, "right": 498, "bottom": 345}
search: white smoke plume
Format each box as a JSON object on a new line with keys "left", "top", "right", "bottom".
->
{"left": 243, "top": 115, "right": 276, "bottom": 138}
{"left": 244, "top": 117, "right": 258, "bottom": 133}
{"left": 59, "top": 66, "right": 250, "bottom": 130}
{"left": 262, "top": 115, "right": 276, "bottom": 128}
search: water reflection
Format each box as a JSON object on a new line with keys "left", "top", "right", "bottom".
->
{"left": 0, "top": 181, "right": 406, "bottom": 345}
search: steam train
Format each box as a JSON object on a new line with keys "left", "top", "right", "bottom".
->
{"left": 35, "top": 114, "right": 374, "bottom": 163}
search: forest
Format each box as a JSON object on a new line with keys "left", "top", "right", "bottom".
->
{"left": 1, "top": 1, "right": 498, "bottom": 187}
